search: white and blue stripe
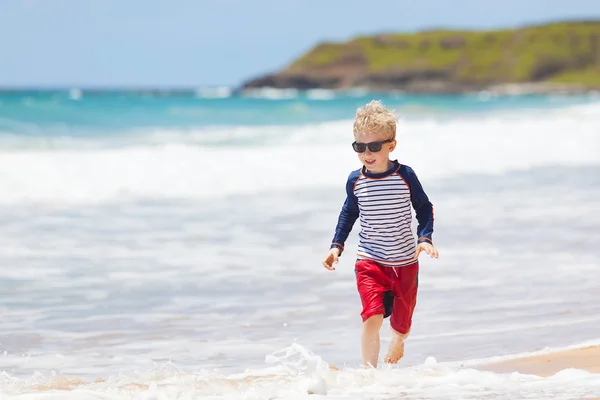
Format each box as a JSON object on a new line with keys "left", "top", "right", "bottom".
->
{"left": 330, "top": 160, "right": 434, "bottom": 267}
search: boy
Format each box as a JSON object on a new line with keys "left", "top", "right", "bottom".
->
{"left": 322, "top": 100, "right": 438, "bottom": 368}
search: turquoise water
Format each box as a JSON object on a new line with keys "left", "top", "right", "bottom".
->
{"left": 1, "top": 89, "right": 600, "bottom": 399}
{"left": 1, "top": 89, "right": 598, "bottom": 135}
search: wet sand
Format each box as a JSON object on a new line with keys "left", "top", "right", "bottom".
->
{"left": 480, "top": 346, "right": 600, "bottom": 377}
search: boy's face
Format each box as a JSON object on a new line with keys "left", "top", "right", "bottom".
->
{"left": 353, "top": 130, "right": 396, "bottom": 174}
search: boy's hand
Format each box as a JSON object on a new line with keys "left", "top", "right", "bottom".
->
{"left": 415, "top": 242, "right": 439, "bottom": 259}
{"left": 322, "top": 248, "right": 340, "bottom": 271}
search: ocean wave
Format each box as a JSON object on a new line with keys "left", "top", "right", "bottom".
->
{"left": 0, "top": 102, "right": 599, "bottom": 205}
{"left": 2, "top": 341, "right": 599, "bottom": 399}
{"left": 0, "top": 99, "right": 599, "bottom": 149}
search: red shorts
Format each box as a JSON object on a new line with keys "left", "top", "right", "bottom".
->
{"left": 355, "top": 259, "right": 419, "bottom": 334}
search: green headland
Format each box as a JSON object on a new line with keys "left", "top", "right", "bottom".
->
{"left": 240, "top": 20, "right": 600, "bottom": 94}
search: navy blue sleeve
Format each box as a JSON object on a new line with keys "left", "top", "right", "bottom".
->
{"left": 330, "top": 170, "right": 360, "bottom": 255}
{"left": 399, "top": 165, "right": 434, "bottom": 244}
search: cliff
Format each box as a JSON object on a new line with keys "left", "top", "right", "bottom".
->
{"left": 240, "top": 21, "right": 600, "bottom": 94}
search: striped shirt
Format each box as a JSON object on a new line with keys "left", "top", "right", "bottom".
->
{"left": 330, "top": 160, "right": 434, "bottom": 267}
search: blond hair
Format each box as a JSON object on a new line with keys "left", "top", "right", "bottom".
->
{"left": 353, "top": 100, "right": 398, "bottom": 140}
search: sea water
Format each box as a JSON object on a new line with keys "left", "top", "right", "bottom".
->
{"left": 0, "top": 89, "right": 599, "bottom": 399}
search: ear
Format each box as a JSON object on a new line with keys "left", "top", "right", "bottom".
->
{"left": 389, "top": 140, "right": 397, "bottom": 152}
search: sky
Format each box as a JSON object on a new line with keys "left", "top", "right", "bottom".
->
{"left": 1, "top": 0, "right": 599, "bottom": 88}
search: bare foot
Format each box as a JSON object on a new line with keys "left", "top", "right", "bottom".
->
{"left": 384, "top": 331, "right": 408, "bottom": 364}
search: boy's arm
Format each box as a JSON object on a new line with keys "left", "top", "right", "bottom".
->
{"left": 400, "top": 166, "right": 434, "bottom": 244}
{"left": 330, "top": 172, "right": 360, "bottom": 255}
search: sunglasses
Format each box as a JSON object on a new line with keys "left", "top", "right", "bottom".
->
{"left": 352, "top": 139, "right": 392, "bottom": 153}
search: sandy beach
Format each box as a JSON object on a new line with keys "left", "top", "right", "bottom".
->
{"left": 480, "top": 346, "right": 600, "bottom": 377}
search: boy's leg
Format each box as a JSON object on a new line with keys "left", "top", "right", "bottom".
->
{"left": 385, "top": 261, "right": 419, "bottom": 364}
{"left": 355, "top": 260, "right": 391, "bottom": 368}
{"left": 361, "top": 314, "right": 383, "bottom": 368}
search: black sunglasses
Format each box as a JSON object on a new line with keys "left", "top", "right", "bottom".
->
{"left": 352, "top": 139, "right": 392, "bottom": 153}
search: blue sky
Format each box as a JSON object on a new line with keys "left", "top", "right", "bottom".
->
{"left": 1, "top": 0, "right": 599, "bottom": 88}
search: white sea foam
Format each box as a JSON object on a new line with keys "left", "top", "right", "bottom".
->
{"left": 194, "top": 86, "right": 232, "bottom": 99}
{"left": 1, "top": 342, "right": 600, "bottom": 399}
{"left": 0, "top": 102, "right": 599, "bottom": 206}
{"left": 241, "top": 87, "right": 300, "bottom": 99}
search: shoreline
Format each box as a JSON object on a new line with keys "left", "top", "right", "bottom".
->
{"left": 4, "top": 339, "right": 600, "bottom": 395}
{"left": 239, "top": 82, "right": 600, "bottom": 96}
{"left": 470, "top": 340, "right": 600, "bottom": 377}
